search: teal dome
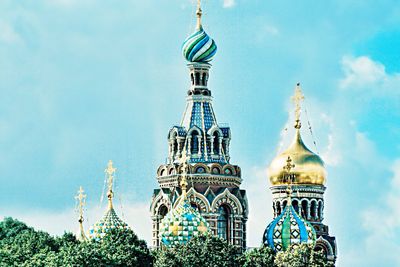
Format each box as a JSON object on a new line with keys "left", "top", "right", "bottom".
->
{"left": 263, "top": 205, "right": 316, "bottom": 251}
{"left": 88, "top": 207, "right": 128, "bottom": 240}
{"left": 182, "top": 27, "right": 217, "bottom": 63}
{"left": 159, "top": 197, "right": 209, "bottom": 247}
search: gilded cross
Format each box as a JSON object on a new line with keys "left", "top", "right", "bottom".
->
{"left": 105, "top": 160, "right": 116, "bottom": 208}
{"left": 180, "top": 149, "right": 189, "bottom": 196}
{"left": 196, "top": 0, "right": 203, "bottom": 30}
{"left": 105, "top": 160, "right": 116, "bottom": 193}
{"left": 283, "top": 156, "right": 295, "bottom": 204}
{"left": 75, "top": 186, "right": 86, "bottom": 222}
{"left": 291, "top": 83, "right": 305, "bottom": 129}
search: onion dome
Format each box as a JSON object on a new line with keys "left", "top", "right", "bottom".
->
{"left": 88, "top": 206, "right": 128, "bottom": 240}
{"left": 268, "top": 83, "right": 326, "bottom": 186}
{"left": 263, "top": 204, "right": 316, "bottom": 251}
{"left": 159, "top": 155, "right": 209, "bottom": 247}
{"left": 264, "top": 156, "right": 316, "bottom": 251}
{"left": 268, "top": 129, "right": 327, "bottom": 186}
{"left": 88, "top": 160, "right": 129, "bottom": 240}
{"left": 182, "top": 1, "right": 217, "bottom": 62}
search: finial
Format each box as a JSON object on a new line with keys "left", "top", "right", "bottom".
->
{"left": 105, "top": 160, "right": 116, "bottom": 209}
{"left": 180, "top": 148, "right": 189, "bottom": 198}
{"left": 196, "top": 0, "right": 203, "bottom": 30}
{"left": 291, "top": 83, "right": 305, "bottom": 129}
{"left": 75, "top": 186, "right": 87, "bottom": 241}
{"left": 283, "top": 156, "right": 295, "bottom": 206}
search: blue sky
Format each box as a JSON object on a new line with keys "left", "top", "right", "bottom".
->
{"left": 1, "top": 0, "right": 400, "bottom": 266}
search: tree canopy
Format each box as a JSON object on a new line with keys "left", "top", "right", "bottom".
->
{"left": 0, "top": 217, "right": 334, "bottom": 267}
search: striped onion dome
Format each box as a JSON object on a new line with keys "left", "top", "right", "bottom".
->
{"left": 88, "top": 207, "right": 128, "bottom": 241}
{"left": 159, "top": 196, "right": 210, "bottom": 247}
{"left": 182, "top": 26, "right": 217, "bottom": 63}
{"left": 263, "top": 205, "right": 316, "bottom": 251}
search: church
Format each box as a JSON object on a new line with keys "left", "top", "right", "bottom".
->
{"left": 76, "top": 0, "right": 337, "bottom": 264}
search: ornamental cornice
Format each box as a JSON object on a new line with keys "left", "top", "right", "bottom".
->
{"left": 157, "top": 174, "right": 242, "bottom": 188}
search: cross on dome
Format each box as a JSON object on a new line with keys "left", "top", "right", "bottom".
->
{"left": 291, "top": 83, "right": 305, "bottom": 129}
{"left": 105, "top": 160, "right": 116, "bottom": 209}
{"left": 75, "top": 186, "right": 87, "bottom": 241}
{"left": 196, "top": 0, "right": 202, "bottom": 30}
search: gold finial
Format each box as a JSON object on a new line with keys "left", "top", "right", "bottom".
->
{"left": 180, "top": 149, "right": 189, "bottom": 197}
{"left": 291, "top": 83, "right": 305, "bottom": 129}
{"left": 75, "top": 186, "right": 87, "bottom": 241}
{"left": 283, "top": 156, "right": 295, "bottom": 206}
{"left": 196, "top": 0, "right": 203, "bottom": 30}
{"left": 105, "top": 160, "right": 116, "bottom": 209}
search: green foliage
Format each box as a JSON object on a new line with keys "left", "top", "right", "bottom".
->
{"left": 154, "top": 234, "right": 241, "bottom": 267}
{"left": 0, "top": 217, "right": 153, "bottom": 267}
{"left": 239, "top": 246, "right": 275, "bottom": 267}
{"left": 274, "top": 243, "right": 330, "bottom": 267}
{"left": 0, "top": 217, "right": 334, "bottom": 267}
{"left": 0, "top": 217, "right": 59, "bottom": 266}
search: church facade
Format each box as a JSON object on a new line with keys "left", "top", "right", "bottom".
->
{"left": 149, "top": 1, "right": 337, "bottom": 263}
{"left": 149, "top": 2, "right": 248, "bottom": 250}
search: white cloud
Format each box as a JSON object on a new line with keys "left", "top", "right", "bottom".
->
{"left": 243, "top": 165, "right": 273, "bottom": 247}
{"left": 0, "top": 21, "right": 22, "bottom": 44}
{"left": 340, "top": 56, "right": 400, "bottom": 96}
{"left": 358, "top": 159, "right": 400, "bottom": 266}
{"left": 223, "top": 0, "right": 235, "bottom": 8}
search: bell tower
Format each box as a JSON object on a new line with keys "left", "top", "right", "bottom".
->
{"left": 150, "top": 0, "right": 248, "bottom": 250}
{"left": 267, "top": 84, "right": 337, "bottom": 262}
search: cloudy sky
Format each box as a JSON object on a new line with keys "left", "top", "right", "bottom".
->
{"left": 1, "top": 0, "right": 399, "bottom": 266}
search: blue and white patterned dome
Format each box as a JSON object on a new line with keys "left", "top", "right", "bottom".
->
{"left": 182, "top": 26, "right": 217, "bottom": 63}
{"left": 88, "top": 207, "right": 128, "bottom": 240}
{"left": 159, "top": 195, "right": 209, "bottom": 247}
{"left": 263, "top": 205, "right": 316, "bottom": 251}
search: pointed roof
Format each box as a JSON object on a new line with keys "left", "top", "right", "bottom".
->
{"left": 159, "top": 151, "right": 210, "bottom": 247}
{"left": 88, "top": 160, "right": 128, "bottom": 240}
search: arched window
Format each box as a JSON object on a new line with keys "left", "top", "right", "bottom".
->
{"left": 282, "top": 200, "right": 287, "bottom": 210}
{"left": 191, "top": 131, "right": 200, "bottom": 154}
{"left": 318, "top": 202, "right": 323, "bottom": 220}
{"left": 202, "top": 73, "right": 207, "bottom": 86}
{"left": 171, "top": 132, "right": 178, "bottom": 157}
{"left": 158, "top": 205, "right": 168, "bottom": 218}
{"left": 292, "top": 200, "right": 299, "bottom": 214}
{"left": 191, "top": 73, "right": 194, "bottom": 85}
{"left": 310, "top": 201, "right": 317, "bottom": 219}
{"left": 213, "top": 132, "right": 219, "bottom": 154}
{"left": 195, "top": 73, "right": 200, "bottom": 85}
{"left": 301, "top": 200, "right": 308, "bottom": 219}
{"left": 217, "top": 205, "right": 230, "bottom": 241}
{"left": 276, "top": 202, "right": 281, "bottom": 216}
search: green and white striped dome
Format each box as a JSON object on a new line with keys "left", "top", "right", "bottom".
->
{"left": 182, "top": 26, "right": 217, "bottom": 63}
{"left": 263, "top": 205, "right": 316, "bottom": 251}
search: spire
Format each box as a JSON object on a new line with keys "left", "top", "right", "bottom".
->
{"left": 291, "top": 83, "right": 305, "bottom": 130}
{"left": 196, "top": 0, "right": 202, "bottom": 30}
{"left": 180, "top": 147, "right": 189, "bottom": 198}
{"left": 75, "top": 186, "right": 87, "bottom": 241}
{"left": 105, "top": 160, "right": 116, "bottom": 210}
{"left": 283, "top": 156, "right": 295, "bottom": 206}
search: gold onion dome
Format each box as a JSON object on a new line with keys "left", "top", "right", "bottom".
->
{"left": 268, "top": 84, "right": 327, "bottom": 186}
